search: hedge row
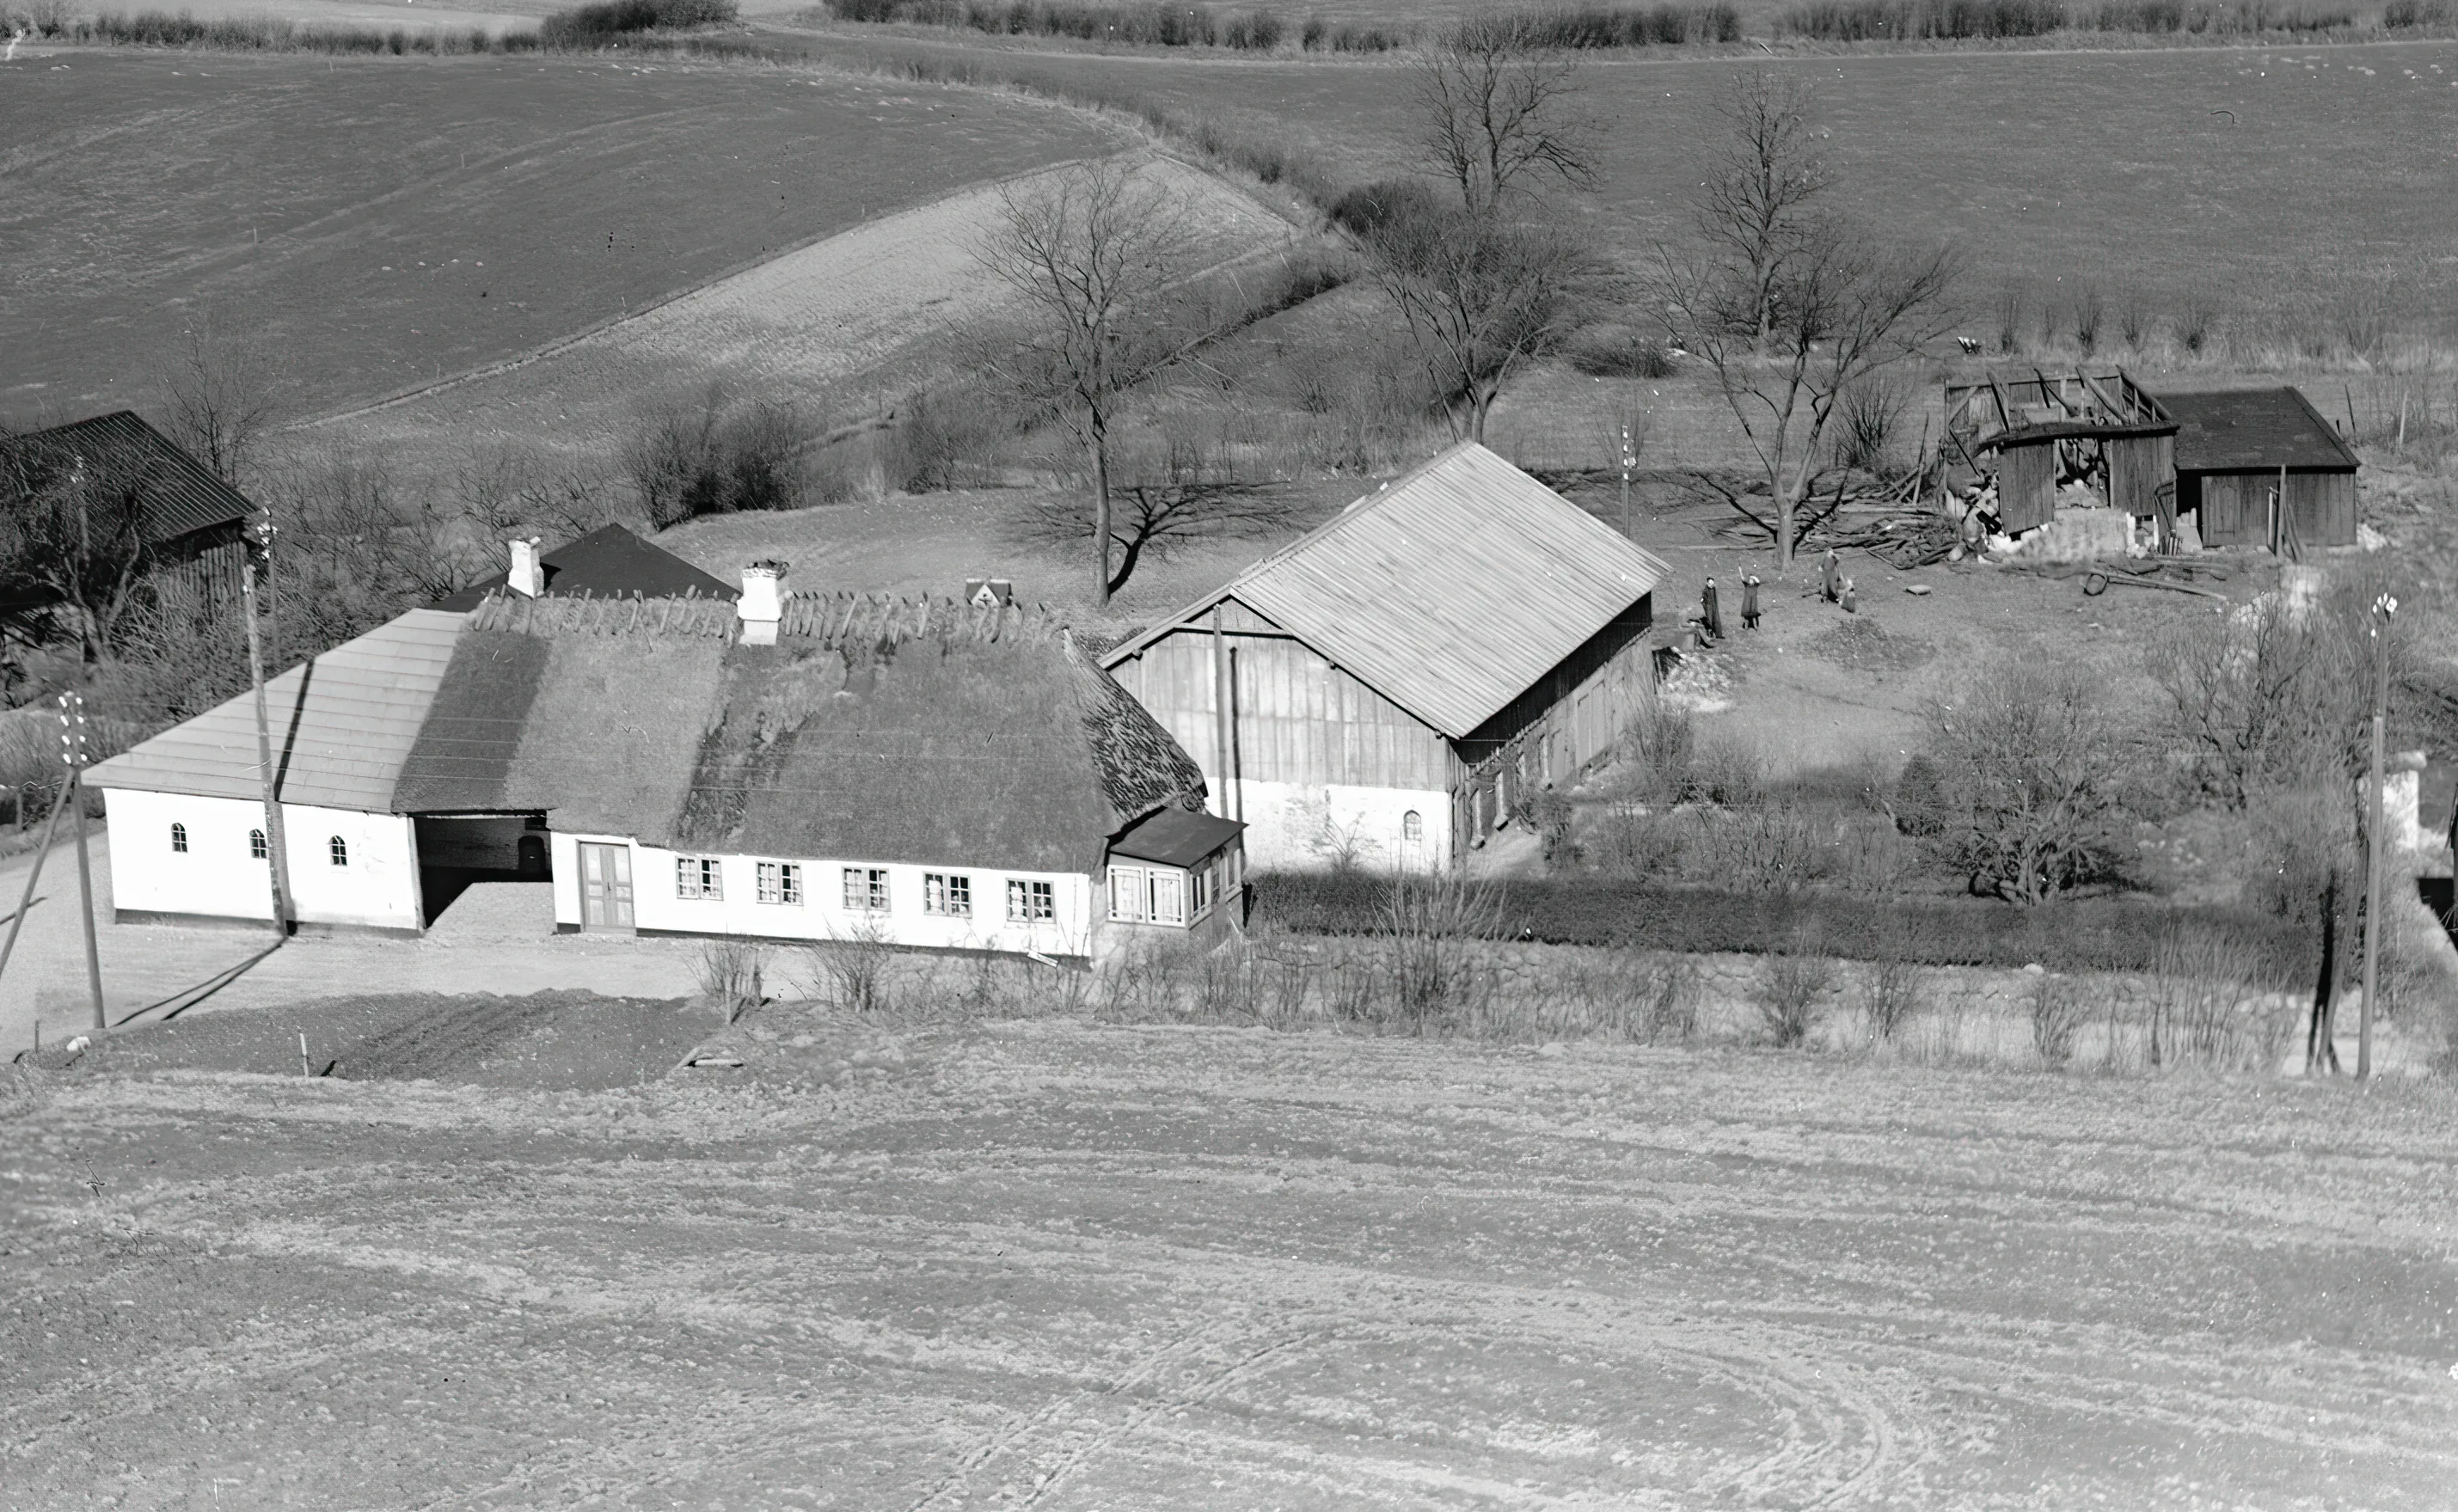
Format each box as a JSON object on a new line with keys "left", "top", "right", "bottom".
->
{"left": 1253, "top": 872, "right": 2311, "bottom": 982}
{"left": 1777, "top": 0, "right": 2360, "bottom": 34}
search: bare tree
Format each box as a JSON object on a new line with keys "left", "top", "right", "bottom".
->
{"left": 1654, "top": 213, "right": 1959, "bottom": 563}
{"left": 0, "top": 432, "right": 159, "bottom": 662}
{"left": 1697, "top": 70, "right": 1833, "bottom": 351}
{"left": 162, "top": 321, "right": 280, "bottom": 490}
{"left": 1017, "top": 434, "right": 1292, "bottom": 598}
{"left": 1921, "top": 660, "right": 2132, "bottom": 904}
{"left": 1411, "top": 15, "right": 1598, "bottom": 217}
{"left": 1369, "top": 210, "right": 1595, "bottom": 444}
{"left": 977, "top": 161, "right": 1198, "bottom": 608}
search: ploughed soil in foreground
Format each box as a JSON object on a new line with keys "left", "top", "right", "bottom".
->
{"left": 6, "top": 995, "right": 2458, "bottom": 1509}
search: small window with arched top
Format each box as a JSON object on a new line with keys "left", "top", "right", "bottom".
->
{"left": 248, "top": 829, "right": 267, "bottom": 860}
{"left": 328, "top": 835, "right": 348, "bottom": 867}
{"left": 1402, "top": 810, "right": 1423, "bottom": 844}
{"left": 169, "top": 823, "right": 188, "bottom": 854}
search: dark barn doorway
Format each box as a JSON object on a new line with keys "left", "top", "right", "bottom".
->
{"left": 414, "top": 813, "right": 551, "bottom": 925}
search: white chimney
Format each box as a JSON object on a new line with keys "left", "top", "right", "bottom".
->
{"left": 507, "top": 537, "right": 543, "bottom": 597}
{"left": 738, "top": 560, "right": 788, "bottom": 646}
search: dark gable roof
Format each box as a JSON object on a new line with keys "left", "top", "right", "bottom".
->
{"left": 2158, "top": 387, "right": 2363, "bottom": 473}
{"left": 1, "top": 411, "right": 254, "bottom": 543}
{"left": 431, "top": 523, "right": 736, "bottom": 610}
{"left": 398, "top": 592, "right": 1208, "bottom": 872}
{"left": 1109, "top": 807, "right": 1243, "bottom": 868}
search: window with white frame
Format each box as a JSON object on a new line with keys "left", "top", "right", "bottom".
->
{"left": 923, "top": 872, "right": 972, "bottom": 917}
{"left": 1402, "top": 810, "right": 1423, "bottom": 844}
{"left": 248, "top": 829, "right": 267, "bottom": 860}
{"left": 676, "top": 856, "right": 721, "bottom": 899}
{"left": 328, "top": 835, "right": 349, "bottom": 867}
{"left": 756, "top": 861, "right": 802, "bottom": 905}
{"left": 1007, "top": 878, "right": 1055, "bottom": 922}
{"left": 169, "top": 823, "right": 188, "bottom": 853}
{"left": 1106, "top": 865, "right": 1186, "bottom": 926}
{"left": 843, "top": 866, "right": 888, "bottom": 912}
{"left": 1189, "top": 860, "right": 1211, "bottom": 919}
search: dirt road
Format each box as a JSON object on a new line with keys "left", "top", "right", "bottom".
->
{"left": 7, "top": 1012, "right": 2455, "bottom": 1508}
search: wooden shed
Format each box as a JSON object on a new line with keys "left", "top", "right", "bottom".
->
{"left": 2156, "top": 387, "right": 2361, "bottom": 551}
{"left": 1100, "top": 444, "right": 1669, "bottom": 873}
{"left": 1941, "top": 370, "right": 2179, "bottom": 536}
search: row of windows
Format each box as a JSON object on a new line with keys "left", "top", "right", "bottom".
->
{"left": 1106, "top": 861, "right": 1213, "bottom": 927}
{"left": 673, "top": 857, "right": 1055, "bottom": 922}
{"left": 167, "top": 823, "right": 336, "bottom": 865}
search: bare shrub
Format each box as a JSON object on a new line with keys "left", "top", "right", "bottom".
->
{"left": 2070, "top": 281, "right": 2104, "bottom": 355}
{"left": 1992, "top": 282, "right": 2025, "bottom": 354}
{"left": 1856, "top": 952, "right": 1923, "bottom": 1042}
{"left": 2147, "top": 927, "right": 2289, "bottom": 1071}
{"left": 2175, "top": 295, "right": 2220, "bottom": 355}
{"left": 2027, "top": 971, "right": 2088, "bottom": 1068}
{"left": 1591, "top": 802, "right": 1684, "bottom": 881}
{"left": 1757, "top": 933, "right": 1833, "bottom": 1047}
{"left": 2114, "top": 284, "right": 2152, "bottom": 351}
{"left": 2147, "top": 590, "right": 2371, "bottom": 809}
{"left": 801, "top": 921, "right": 896, "bottom": 1013}
{"left": 1380, "top": 873, "right": 1503, "bottom": 1031}
{"left": 1615, "top": 693, "right": 1697, "bottom": 805}
{"left": 1694, "top": 734, "right": 1765, "bottom": 807}
{"left": 694, "top": 937, "right": 768, "bottom": 1022}
{"left": 1831, "top": 374, "right": 1908, "bottom": 473}
{"left": 623, "top": 389, "right": 808, "bottom": 528}
{"left": 1689, "top": 797, "right": 1830, "bottom": 892}
{"left": 1647, "top": 953, "right": 1702, "bottom": 1042}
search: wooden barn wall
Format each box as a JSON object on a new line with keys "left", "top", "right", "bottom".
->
{"left": 1997, "top": 443, "right": 2057, "bottom": 532}
{"left": 1447, "top": 599, "right": 1656, "bottom": 851}
{"left": 2107, "top": 433, "right": 2173, "bottom": 517}
{"left": 1113, "top": 626, "right": 1449, "bottom": 792}
{"left": 2192, "top": 470, "right": 2357, "bottom": 548}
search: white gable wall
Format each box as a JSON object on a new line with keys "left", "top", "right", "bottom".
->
{"left": 101, "top": 788, "right": 423, "bottom": 933}
{"left": 551, "top": 833, "right": 1096, "bottom": 958}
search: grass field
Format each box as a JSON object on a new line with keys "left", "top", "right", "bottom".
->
{"left": 790, "top": 28, "right": 2458, "bottom": 333}
{"left": 0, "top": 50, "right": 1123, "bottom": 420}
{"left": 8, "top": 1001, "right": 2458, "bottom": 1508}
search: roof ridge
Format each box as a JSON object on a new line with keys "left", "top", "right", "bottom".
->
{"left": 468, "top": 588, "right": 1075, "bottom": 647}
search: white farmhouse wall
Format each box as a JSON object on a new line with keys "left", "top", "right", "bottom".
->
{"left": 1228, "top": 779, "right": 1450, "bottom": 874}
{"left": 550, "top": 832, "right": 1096, "bottom": 957}
{"left": 101, "top": 790, "right": 422, "bottom": 932}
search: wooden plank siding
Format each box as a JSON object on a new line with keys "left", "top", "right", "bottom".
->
{"left": 2191, "top": 470, "right": 2357, "bottom": 548}
{"left": 2107, "top": 433, "right": 2173, "bottom": 518}
{"left": 1448, "top": 600, "right": 1655, "bottom": 852}
{"left": 1108, "top": 599, "right": 1450, "bottom": 795}
{"left": 1997, "top": 442, "right": 2057, "bottom": 532}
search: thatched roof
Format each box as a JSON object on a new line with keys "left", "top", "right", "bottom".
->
{"left": 397, "top": 592, "right": 1207, "bottom": 871}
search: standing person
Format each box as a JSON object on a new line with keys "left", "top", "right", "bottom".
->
{"left": 1701, "top": 577, "right": 1723, "bottom": 640}
{"left": 1820, "top": 548, "right": 1841, "bottom": 603}
{"left": 1741, "top": 572, "right": 1762, "bottom": 629}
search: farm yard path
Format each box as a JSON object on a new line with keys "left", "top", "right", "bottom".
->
{"left": 331, "top": 156, "right": 1298, "bottom": 455}
{"left": 0, "top": 836, "right": 702, "bottom": 1057}
{"left": 0, "top": 52, "right": 1124, "bottom": 418}
{"left": 8, "top": 1015, "right": 2458, "bottom": 1507}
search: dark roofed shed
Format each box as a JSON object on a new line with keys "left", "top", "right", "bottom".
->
{"left": 2156, "top": 386, "right": 2360, "bottom": 549}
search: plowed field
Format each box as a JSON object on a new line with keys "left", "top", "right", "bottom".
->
{"left": 0, "top": 51, "right": 1121, "bottom": 418}
{"left": 8, "top": 1006, "right": 2456, "bottom": 1508}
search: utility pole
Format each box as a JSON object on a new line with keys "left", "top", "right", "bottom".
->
{"left": 60, "top": 692, "right": 104, "bottom": 1031}
{"left": 1619, "top": 425, "right": 1636, "bottom": 542}
{"left": 242, "top": 557, "right": 293, "bottom": 934}
{"left": 2360, "top": 590, "right": 2396, "bottom": 1082}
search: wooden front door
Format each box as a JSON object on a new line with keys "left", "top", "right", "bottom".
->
{"left": 579, "top": 842, "right": 634, "bottom": 930}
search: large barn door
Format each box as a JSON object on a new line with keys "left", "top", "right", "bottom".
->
{"left": 1997, "top": 444, "right": 2057, "bottom": 533}
{"left": 579, "top": 842, "right": 634, "bottom": 931}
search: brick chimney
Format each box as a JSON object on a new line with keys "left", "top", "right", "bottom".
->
{"left": 738, "top": 560, "right": 788, "bottom": 646}
{"left": 506, "top": 537, "right": 544, "bottom": 597}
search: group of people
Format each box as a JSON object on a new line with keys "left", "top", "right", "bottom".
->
{"left": 1694, "top": 549, "right": 1860, "bottom": 647}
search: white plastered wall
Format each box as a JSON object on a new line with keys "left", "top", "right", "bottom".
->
{"left": 550, "top": 832, "right": 1096, "bottom": 957}
{"left": 101, "top": 789, "right": 423, "bottom": 932}
{"left": 1226, "top": 780, "right": 1450, "bottom": 874}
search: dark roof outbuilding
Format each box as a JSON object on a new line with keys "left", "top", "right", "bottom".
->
{"left": 2158, "top": 387, "right": 2363, "bottom": 474}
{"left": 431, "top": 524, "right": 735, "bottom": 610}
{"left": 0, "top": 410, "right": 254, "bottom": 544}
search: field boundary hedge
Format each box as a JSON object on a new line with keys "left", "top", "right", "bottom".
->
{"left": 1254, "top": 872, "right": 2311, "bottom": 982}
